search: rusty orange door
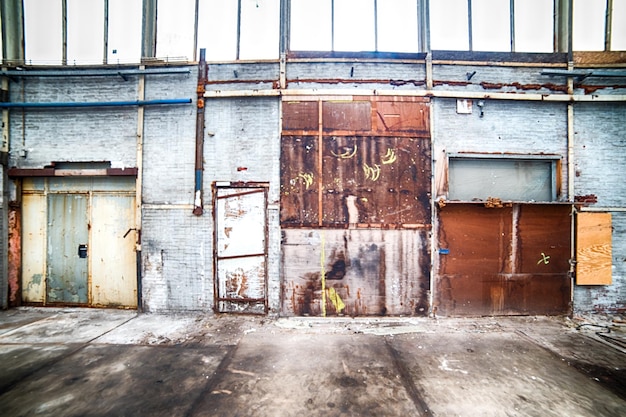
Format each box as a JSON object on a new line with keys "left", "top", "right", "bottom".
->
{"left": 436, "top": 204, "right": 571, "bottom": 316}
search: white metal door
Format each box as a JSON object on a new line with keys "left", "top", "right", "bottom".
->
{"left": 214, "top": 185, "right": 268, "bottom": 314}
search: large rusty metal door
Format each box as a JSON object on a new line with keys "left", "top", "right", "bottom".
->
{"left": 46, "top": 193, "right": 89, "bottom": 304}
{"left": 214, "top": 184, "right": 268, "bottom": 314}
{"left": 436, "top": 204, "right": 571, "bottom": 316}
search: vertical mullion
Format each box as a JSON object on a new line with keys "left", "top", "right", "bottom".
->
{"left": 467, "top": 0, "right": 473, "bottom": 51}
{"left": 236, "top": 0, "right": 242, "bottom": 60}
{"left": 510, "top": 0, "right": 515, "bottom": 52}
{"left": 331, "top": 0, "right": 335, "bottom": 51}
{"left": 193, "top": 0, "right": 199, "bottom": 61}
{"left": 103, "top": 0, "right": 109, "bottom": 64}
{"left": 374, "top": 0, "right": 378, "bottom": 52}
{"left": 62, "top": 0, "right": 67, "bottom": 65}
{"left": 605, "top": 0, "right": 613, "bottom": 51}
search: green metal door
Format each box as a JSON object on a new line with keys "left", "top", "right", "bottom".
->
{"left": 46, "top": 193, "right": 89, "bottom": 304}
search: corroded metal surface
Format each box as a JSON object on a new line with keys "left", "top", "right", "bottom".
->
{"left": 281, "top": 229, "right": 430, "bottom": 317}
{"left": 436, "top": 204, "right": 571, "bottom": 316}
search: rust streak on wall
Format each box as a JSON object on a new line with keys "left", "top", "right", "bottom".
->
{"left": 8, "top": 203, "right": 21, "bottom": 306}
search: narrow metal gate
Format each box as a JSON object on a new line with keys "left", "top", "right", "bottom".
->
{"left": 214, "top": 183, "right": 268, "bottom": 314}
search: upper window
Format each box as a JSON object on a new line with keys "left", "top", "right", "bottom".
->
{"left": 430, "top": 0, "right": 554, "bottom": 52}
{"left": 198, "top": 0, "right": 280, "bottom": 61}
{"left": 573, "top": 0, "right": 626, "bottom": 51}
{"left": 290, "top": 0, "right": 420, "bottom": 53}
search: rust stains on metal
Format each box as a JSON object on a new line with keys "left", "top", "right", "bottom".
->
{"left": 436, "top": 204, "right": 571, "bottom": 316}
{"left": 8, "top": 203, "right": 21, "bottom": 306}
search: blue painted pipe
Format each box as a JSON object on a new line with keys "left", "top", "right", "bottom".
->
{"left": 1, "top": 98, "right": 192, "bottom": 108}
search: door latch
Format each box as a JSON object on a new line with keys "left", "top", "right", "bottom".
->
{"left": 78, "top": 244, "right": 88, "bottom": 258}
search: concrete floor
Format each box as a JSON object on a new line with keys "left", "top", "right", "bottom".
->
{"left": 0, "top": 308, "right": 624, "bottom": 417}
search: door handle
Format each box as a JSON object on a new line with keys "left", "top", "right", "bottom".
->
{"left": 78, "top": 244, "right": 88, "bottom": 258}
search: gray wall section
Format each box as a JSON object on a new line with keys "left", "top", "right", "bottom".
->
{"left": 573, "top": 102, "right": 626, "bottom": 314}
{"left": 432, "top": 98, "right": 569, "bottom": 200}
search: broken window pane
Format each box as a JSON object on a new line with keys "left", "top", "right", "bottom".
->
{"left": 290, "top": 0, "right": 333, "bottom": 51}
{"left": 611, "top": 0, "right": 626, "bottom": 50}
{"left": 448, "top": 158, "right": 557, "bottom": 202}
{"left": 156, "top": 0, "right": 196, "bottom": 60}
{"left": 472, "top": 0, "right": 510, "bottom": 51}
{"left": 377, "top": 0, "right": 419, "bottom": 52}
{"left": 334, "top": 0, "right": 376, "bottom": 51}
{"left": 67, "top": 0, "right": 104, "bottom": 65}
{"left": 514, "top": 0, "right": 553, "bottom": 52}
{"left": 239, "top": 0, "right": 280, "bottom": 59}
{"left": 24, "top": 0, "right": 63, "bottom": 64}
{"left": 573, "top": 0, "right": 607, "bottom": 51}
{"left": 198, "top": 0, "right": 239, "bottom": 61}
{"left": 430, "top": 0, "right": 469, "bottom": 50}
{"left": 108, "top": 0, "right": 142, "bottom": 64}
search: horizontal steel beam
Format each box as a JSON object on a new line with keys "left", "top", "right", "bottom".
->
{"left": 204, "top": 88, "right": 626, "bottom": 102}
{"left": 1, "top": 68, "right": 191, "bottom": 77}
{"left": 1, "top": 99, "right": 192, "bottom": 108}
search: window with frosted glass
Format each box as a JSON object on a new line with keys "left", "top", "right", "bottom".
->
{"left": 24, "top": 0, "right": 63, "bottom": 64}
{"left": 67, "top": 0, "right": 104, "bottom": 65}
{"left": 108, "top": 0, "right": 142, "bottom": 64}
{"left": 156, "top": 0, "right": 196, "bottom": 60}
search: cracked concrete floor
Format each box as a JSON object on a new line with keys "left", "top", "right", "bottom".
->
{"left": 0, "top": 308, "right": 624, "bottom": 416}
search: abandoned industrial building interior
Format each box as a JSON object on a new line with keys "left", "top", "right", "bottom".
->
{"left": 0, "top": 0, "right": 624, "bottom": 320}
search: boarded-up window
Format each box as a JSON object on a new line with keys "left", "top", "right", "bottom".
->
{"left": 576, "top": 212, "right": 612, "bottom": 285}
{"left": 448, "top": 157, "right": 559, "bottom": 202}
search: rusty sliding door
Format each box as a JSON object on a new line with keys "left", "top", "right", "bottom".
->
{"left": 213, "top": 183, "right": 268, "bottom": 314}
{"left": 436, "top": 204, "right": 571, "bottom": 316}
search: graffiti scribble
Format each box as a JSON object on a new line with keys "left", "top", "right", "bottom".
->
{"left": 537, "top": 252, "right": 550, "bottom": 265}
{"left": 381, "top": 148, "right": 397, "bottom": 164}
{"left": 363, "top": 163, "right": 381, "bottom": 181}
{"left": 297, "top": 172, "right": 314, "bottom": 189}
{"left": 331, "top": 144, "right": 358, "bottom": 159}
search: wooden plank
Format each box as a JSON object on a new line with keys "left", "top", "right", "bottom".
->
{"left": 576, "top": 212, "right": 612, "bottom": 285}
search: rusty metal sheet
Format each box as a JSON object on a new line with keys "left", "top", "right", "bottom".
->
{"left": 215, "top": 186, "right": 268, "bottom": 314}
{"left": 374, "top": 101, "right": 430, "bottom": 134}
{"left": 280, "top": 136, "right": 320, "bottom": 226}
{"left": 281, "top": 229, "right": 430, "bottom": 316}
{"left": 281, "top": 135, "right": 431, "bottom": 227}
{"left": 322, "top": 101, "right": 371, "bottom": 131}
{"left": 282, "top": 101, "right": 319, "bottom": 131}
{"left": 436, "top": 204, "right": 571, "bottom": 316}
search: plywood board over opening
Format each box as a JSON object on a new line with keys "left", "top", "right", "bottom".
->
{"left": 576, "top": 212, "right": 612, "bottom": 285}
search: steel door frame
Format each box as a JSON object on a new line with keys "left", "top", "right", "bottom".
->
{"left": 212, "top": 181, "right": 269, "bottom": 314}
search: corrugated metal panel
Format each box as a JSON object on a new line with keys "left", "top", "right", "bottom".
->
{"left": 215, "top": 186, "right": 268, "bottom": 314}
{"left": 436, "top": 204, "right": 571, "bottom": 316}
{"left": 21, "top": 194, "right": 46, "bottom": 303}
{"left": 91, "top": 194, "right": 137, "bottom": 307}
{"left": 281, "top": 135, "right": 431, "bottom": 227}
{"left": 47, "top": 194, "right": 89, "bottom": 304}
{"left": 281, "top": 229, "right": 430, "bottom": 316}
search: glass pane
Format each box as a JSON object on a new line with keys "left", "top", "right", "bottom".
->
{"left": 514, "top": 0, "right": 553, "bottom": 52}
{"left": 472, "top": 0, "right": 510, "bottom": 51}
{"left": 573, "top": 0, "right": 607, "bottom": 51}
{"left": 611, "top": 0, "right": 626, "bottom": 50}
{"left": 449, "top": 158, "right": 555, "bottom": 202}
{"left": 108, "top": 0, "right": 142, "bottom": 64}
{"left": 24, "top": 0, "right": 63, "bottom": 64}
{"left": 430, "top": 0, "right": 469, "bottom": 50}
{"left": 156, "top": 0, "right": 196, "bottom": 60}
{"left": 198, "top": 0, "right": 239, "bottom": 61}
{"left": 239, "top": 0, "right": 280, "bottom": 59}
{"left": 334, "top": 0, "right": 376, "bottom": 51}
{"left": 290, "top": 0, "right": 332, "bottom": 50}
{"left": 377, "top": 0, "right": 419, "bottom": 52}
{"left": 67, "top": 0, "right": 104, "bottom": 65}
